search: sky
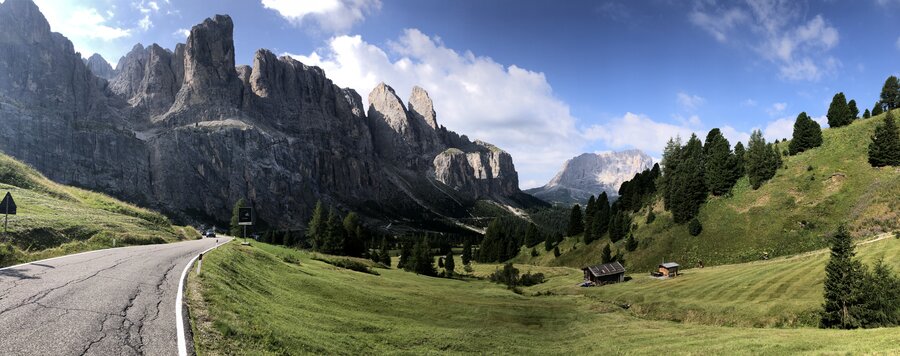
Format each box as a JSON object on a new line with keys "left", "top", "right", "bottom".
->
{"left": 15, "top": 0, "right": 900, "bottom": 189}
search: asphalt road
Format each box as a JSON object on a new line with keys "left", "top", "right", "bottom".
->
{"left": 0, "top": 237, "right": 230, "bottom": 355}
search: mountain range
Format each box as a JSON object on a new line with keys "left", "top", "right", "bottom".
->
{"left": 526, "top": 150, "right": 654, "bottom": 205}
{"left": 0, "top": 0, "right": 542, "bottom": 232}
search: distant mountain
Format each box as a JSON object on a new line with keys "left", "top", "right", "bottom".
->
{"left": 526, "top": 150, "right": 654, "bottom": 205}
{"left": 0, "top": 0, "right": 542, "bottom": 233}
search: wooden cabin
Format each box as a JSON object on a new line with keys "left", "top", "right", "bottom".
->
{"left": 582, "top": 261, "right": 625, "bottom": 285}
{"left": 658, "top": 262, "right": 680, "bottom": 277}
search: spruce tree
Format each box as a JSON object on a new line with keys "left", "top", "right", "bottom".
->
{"left": 670, "top": 134, "right": 706, "bottom": 223}
{"left": 733, "top": 141, "right": 746, "bottom": 178}
{"left": 398, "top": 240, "right": 412, "bottom": 269}
{"left": 592, "top": 192, "right": 611, "bottom": 238}
{"left": 880, "top": 75, "right": 900, "bottom": 110}
{"left": 584, "top": 195, "right": 597, "bottom": 228}
{"left": 660, "top": 136, "right": 683, "bottom": 211}
{"left": 868, "top": 111, "right": 900, "bottom": 167}
{"left": 848, "top": 99, "right": 859, "bottom": 120}
{"left": 283, "top": 230, "right": 293, "bottom": 247}
{"left": 229, "top": 198, "right": 247, "bottom": 237}
{"left": 379, "top": 237, "right": 392, "bottom": 267}
{"left": 553, "top": 246, "right": 561, "bottom": 257}
{"left": 703, "top": 128, "right": 737, "bottom": 196}
{"left": 859, "top": 259, "right": 900, "bottom": 327}
{"left": 444, "top": 250, "right": 455, "bottom": 276}
{"left": 307, "top": 200, "right": 326, "bottom": 250}
{"left": 688, "top": 218, "right": 703, "bottom": 236}
{"left": 567, "top": 204, "right": 584, "bottom": 236}
{"left": 827, "top": 92, "right": 852, "bottom": 128}
{"left": 341, "top": 212, "right": 365, "bottom": 257}
{"left": 544, "top": 233, "right": 554, "bottom": 251}
{"left": 863, "top": 109, "right": 871, "bottom": 119}
{"left": 524, "top": 223, "right": 540, "bottom": 247}
{"left": 747, "top": 130, "right": 777, "bottom": 189}
{"left": 322, "top": 209, "right": 344, "bottom": 254}
{"left": 625, "top": 235, "right": 638, "bottom": 251}
{"left": 872, "top": 101, "right": 884, "bottom": 117}
{"left": 821, "top": 226, "right": 865, "bottom": 329}
{"left": 601, "top": 243, "right": 612, "bottom": 264}
{"left": 411, "top": 237, "right": 437, "bottom": 276}
{"left": 789, "top": 112, "right": 823, "bottom": 155}
{"left": 462, "top": 238, "right": 473, "bottom": 265}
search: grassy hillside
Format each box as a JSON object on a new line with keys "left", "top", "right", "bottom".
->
{"left": 536, "top": 111, "right": 899, "bottom": 272}
{"left": 188, "top": 240, "right": 900, "bottom": 355}
{"left": 0, "top": 152, "right": 197, "bottom": 266}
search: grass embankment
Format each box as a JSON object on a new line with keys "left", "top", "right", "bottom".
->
{"left": 533, "top": 111, "right": 900, "bottom": 272}
{"left": 189, "top": 240, "right": 900, "bottom": 355}
{"left": 0, "top": 152, "right": 196, "bottom": 266}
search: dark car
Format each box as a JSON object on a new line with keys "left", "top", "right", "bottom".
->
{"left": 205, "top": 230, "right": 216, "bottom": 238}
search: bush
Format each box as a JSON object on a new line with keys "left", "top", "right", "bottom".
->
{"left": 488, "top": 263, "right": 545, "bottom": 289}
{"left": 518, "top": 272, "right": 545, "bottom": 287}
{"left": 313, "top": 256, "right": 379, "bottom": 275}
{"left": 688, "top": 218, "right": 703, "bottom": 236}
{"left": 530, "top": 248, "right": 538, "bottom": 257}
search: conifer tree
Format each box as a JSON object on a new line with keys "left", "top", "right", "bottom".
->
{"left": 868, "top": 111, "right": 900, "bottom": 167}
{"left": 660, "top": 136, "right": 683, "bottom": 211}
{"left": 566, "top": 204, "right": 584, "bottom": 236}
{"left": 553, "top": 246, "right": 561, "bottom": 257}
{"left": 444, "top": 250, "right": 455, "bottom": 276}
{"left": 872, "top": 101, "right": 884, "bottom": 117}
{"left": 880, "top": 75, "right": 900, "bottom": 110}
{"left": 584, "top": 195, "right": 597, "bottom": 227}
{"left": 821, "top": 226, "right": 865, "bottom": 329}
{"left": 524, "top": 223, "right": 540, "bottom": 247}
{"left": 462, "top": 238, "right": 473, "bottom": 265}
{"left": 591, "top": 192, "right": 611, "bottom": 238}
{"left": 747, "top": 130, "right": 777, "bottom": 189}
{"left": 625, "top": 234, "right": 638, "bottom": 252}
{"left": 229, "top": 198, "right": 247, "bottom": 237}
{"left": 789, "top": 112, "right": 823, "bottom": 155}
{"left": 703, "top": 128, "right": 737, "bottom": 196}
{"left": 397, "top": 240, "right": 412, "bottom": 269}
{"left": 827, "top": 92, "right": 852, "bottom": 127}
{"left": 848, "top": 99, "right": 859, "bottom": 120}
{"left": 411, "top": 237, "right": 437, "bottom": 276}
{"left": 283, "top": 230, "right": 293, "bottom": 247}
{"left": 859, "top": 259, "right": 900, "bottom": 327}
{"left": 688, "top": 218, "right": 703, "bottom": 236}
{"left": 733, "top": 141, "right": 746, "bottom": 178}
{"left": 670, "top": 134, "right": 706, "bottom": 223}
{"left": 341, "top": 212, "right": 364, "bottom": 257}
{"left": 307, "top": 200, "right": 326, "bottom": 250}
{"left": 544, "top": 233, "right": 554, "bottom": 251}
{"left": 601, "top": 243, "right": 612, "bottom": 264}
{"left": 863, "top": 109, "right": 871, "bottom": 119}
{"left": 771, "top": 143, "right": 783, "bottom": 169}
{"left": 322, "top": 209, "right": 344, "bottom": 254}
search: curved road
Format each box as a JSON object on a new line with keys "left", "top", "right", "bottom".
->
{"left": 0, "top": 237, "right": 230, "bottom": 355}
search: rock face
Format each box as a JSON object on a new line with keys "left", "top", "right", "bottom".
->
{"left": 526, "top": 150, "right": 654, "bottom": 205}
{"left": 85, "top": 54, "right": 116, "bottom": 80}
{"left": 0, "top": 0, "right": 540, "bottom": 232}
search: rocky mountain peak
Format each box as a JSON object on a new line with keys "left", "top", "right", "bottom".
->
{"left": 408, "top": 86, "right": 438, "bottom": 130}
{"left": 85, "top": 53, "right": 116, "bottom": 80}
{"left": 526, "top": 150, "right": 655, "bottom": 205}
{"left": 0, "top": 0, "right": 51, "bottom": 44}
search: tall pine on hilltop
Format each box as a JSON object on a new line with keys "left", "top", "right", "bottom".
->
{"left": 733, "top": 141, "right": 746, "bottom": 178}
{"left": 670, "top": 134, "right": 706, "bottom": 223}
{"left": 868, "top": 110, "right": 900, "bottom": 167}
{"left": 746, "top": 130, "right": 778, "bottom": 189}
{"left": 703, "top": 128, "right": 738, "bottom": 196}
{"left": 567, "top": 204, "right": 584, "bottom": 236}
{"left": 789, "top": 112, "right": 823, "bottom": 155}
{"left": 880, "top": 75, "right": 900, "bottom": 111}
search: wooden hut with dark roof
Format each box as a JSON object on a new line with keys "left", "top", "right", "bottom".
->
{"left": 582, "top": 261, "right": 625, "bottom": 285}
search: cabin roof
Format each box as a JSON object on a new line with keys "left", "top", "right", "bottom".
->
{"left": 582, "top": 261, "right": 625, "bottom": 277}
{"left": 659, "top": 262, "right": 680, "bottom": 269}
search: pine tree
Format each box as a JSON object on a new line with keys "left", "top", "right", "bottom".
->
{"left": 733, "top": 141, "right": 746, "bottom": 178}
{"left": 444, "top": 250, "right": 455, "bottom": 276}
{"left": 601, "top": 243, "right": 612, "bottom": 264}
{"left": 553, "top": 246, "right": 561, "bottom": 257}
{"left": 591, "top": 192, "right": 610, "bottom": 238}
{"left": 411, "top": 237, "right": 437, "bottom": 276}
{"left": 880, "top": 75, "right": 900, "bottom": 110}
{"left": 789, "top": 112, "right": 823, "bottom": 155}
{"left": 524, "top": 223, "right": 540, "bottom": 247}
{"left": 872, "top": 101, "right": 884, "bottom": 117}
{"left": 821, "top": 226, "right": 865, "bottom": 329}
{"left": 868, "top": 111, "right": 900, "bottom": 167}
{"left": 771, "top": 143, "right": 783, "bottom": 169}
{"left": 848, "top": 99, "right": 859, "bottom": 120}
{"left": 863, "top": 109, "right": 871, "bottom": 119}
{"left": 688, "top": 218, "right": 703, "bottom": 236}
{"left": 584, "top": 195, "right": 597, "bottom": 228}
{"left": 747, "top": 130, "right": 777, "bottom": 189}
{"left": 660, "top": 136, "right": 683, "bottom": 211}
{"left": 827, "top": 92, "right": 852, "bottom": 128}
{"left": 670, "top": 134, "right": 706, "bottom": 223}
{"left": 625, "top": 234, "right": 638, "bottom": 251}
{"left": 307, "top": 200, "right": 326, "bottom": 250}
{"left": 283, "top": 230, "right": 293, "bottom": 247}
{"left": 229, "top": 198, "right": 247, "bottom": 237}
{"left": 438, "top": 257, "right": 444, "bottom": 269}
{"left": 544, "top": 233, "right": 554, "bottom": 251}
{"left": 462, "top": 238, "right": 473, "bottom": 265}
{"left": 566, "top": 204, "right": 584, "bottom": 236}
{"left": 859, "top": 259, "right": 900, "bottom": 327}
{"left": 703, "top": 128, "right": 737, "bottom": 196}
{"left": 341, "top": 212, "right": 364, "bottom": 257}
{"left": 379, "top": 238, "right": 392, "bottom": 267}
{"left": 322, "top": 209, "right": 343, "bottom": 254}
{"left": 397, "top": 240, "right": 412, "bottom": 270}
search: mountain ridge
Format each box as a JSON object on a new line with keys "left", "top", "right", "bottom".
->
{"left": 526, "top": 149, "right": 654, "bottom": 205}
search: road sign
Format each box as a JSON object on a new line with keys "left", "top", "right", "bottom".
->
{"left": 1, "top": 192, "right": 15, "bottom": 215}
{"left": 238, "top": 207, "right": 253, "bottom": 226}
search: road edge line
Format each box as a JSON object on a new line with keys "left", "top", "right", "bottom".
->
{"left": 176, "top": 239, "right": 230, "bottom": 356}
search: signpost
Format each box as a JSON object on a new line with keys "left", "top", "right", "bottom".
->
{"left": 238, "top": 207, "right": 253, "bottom": 240}
{"left": 1, "top": 192, "right": 16, "bottom": 241}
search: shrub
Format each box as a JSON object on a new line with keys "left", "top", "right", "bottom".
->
{"left": 688, "top": 218, "right": 703, "bottom": 236}
{"left": 530, "top": 248, "right": 538, "bottom": 257}
{"left": 313, "top": 256, "right": 379, "bottom": 275}
{"left": 488, "top": 263, "right": 545, "bottom": 289}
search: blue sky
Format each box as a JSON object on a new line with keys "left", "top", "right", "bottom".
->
{"left": 20, "top": 0, "right": 900, "bottom": 188}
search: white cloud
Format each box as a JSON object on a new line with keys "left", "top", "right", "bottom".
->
{"left": 690, "top": 1, "right": 840, "bottom": 81}
{"left": 261, "top": 0, "right": 381, "bottom": 33}
{"left": 766, "top": 102, "right": 787, "bottom": 116}
{"left": 742, "top": 98, "right": 758, "bottom": 107}
{"left": 677, "top": 92, "right": 705, "bottom": 111}
{"left": 34, "top": 3, "right": 131, "bottom": 42}
{"left": 173, "top": 28, "right": 190, "bottom": 39}
{"left": 762, "top": 114, "right": 827, "bottom": 142}
{"left": 584, "top": 113, "right": 702, "bottom": 153}
{"left": 138, "top": 15, "right": 152, "bottom": 31}
{"left": 286, "top": 29, "right": 582, "bottom": 186}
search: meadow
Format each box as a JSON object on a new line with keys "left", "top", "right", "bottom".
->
{"left": 188, "top": 238, "right": 900, "bottom": 355}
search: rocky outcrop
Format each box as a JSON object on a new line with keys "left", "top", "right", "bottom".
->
{"left": 527, "top": 150, "right": 654, "bottom": 205}
{"left": 85, "top": 54, "right": 116, "bottom": 80}
{"left": 0, "top": 0, "right": 538, "bottom": 232}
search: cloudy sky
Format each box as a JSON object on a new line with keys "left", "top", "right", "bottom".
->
{"left": 18, "top": 0, "right": 900, "bottom": 188}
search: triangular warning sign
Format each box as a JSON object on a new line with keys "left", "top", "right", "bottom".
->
{"left": 1, "top": 192, "right": 16, "bottom": 215}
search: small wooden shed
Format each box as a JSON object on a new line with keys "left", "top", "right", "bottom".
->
{"left": 582, "top": 261, "right": 625, "bottom": 285}
{"left": 658, "top": 262, "right": 680, "bottom": 277}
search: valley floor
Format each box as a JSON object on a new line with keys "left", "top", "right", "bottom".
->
{"left": 188, "top": 237, "right": 900, "bottom": 355}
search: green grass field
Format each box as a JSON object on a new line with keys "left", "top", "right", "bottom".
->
{"left": 189, "top": 239, "right": 900, "bottom": 355}
{"left": 0, "top": 151, "right": 197, "bottom": 266}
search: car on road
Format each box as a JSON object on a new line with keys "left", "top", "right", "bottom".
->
{"left": 205, "top": 230, "right": 216, "bottom": 238}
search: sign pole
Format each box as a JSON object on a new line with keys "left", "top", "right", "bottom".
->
{"left": 3, "top": 199, "right": 8, "bottom": 242}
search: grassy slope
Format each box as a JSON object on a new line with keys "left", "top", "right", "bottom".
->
{"left": 0, "top": 152, "right": 196, "bottom": 266}
{"left": 533, "top": 111, "right": 899, "bottom": 272}
{"left": 189, "top": 240, "right": 900, "bottom": 355}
